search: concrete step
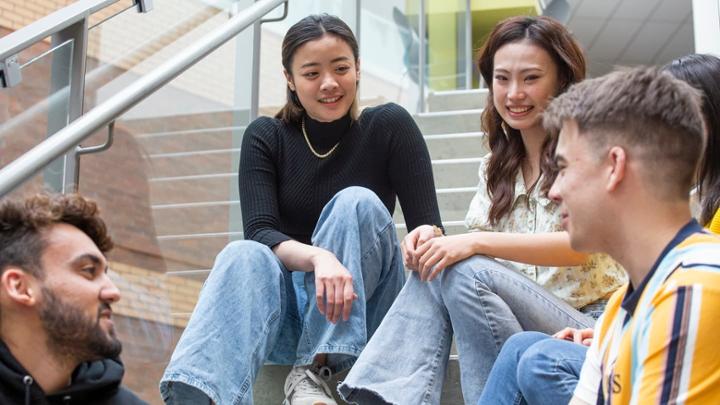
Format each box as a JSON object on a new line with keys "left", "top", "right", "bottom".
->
{"left": 139, "top": 130, "right": 486, "bottom": 179}
{"left": 155, "top": 216, "right": 469, "bottom": 275}
{"left": 119, "top": 110, "right": 240, "bottom": 133}
{"left": 414, "top": 109, "right": 483, "bottom": 135}
{"left": 427, "top": 88, "right": 489, "bottom": 112}
{"left": 136, "top": 127, "right": 244, "bottom": 155}
{"left": 150, "top": 187, "right": 475, "bottom": 237}
{"left": 253, "top": 358, "right": 463, "bottom": 404}
{"left": 146, "top": 158, "right": 480, "bottom": 205}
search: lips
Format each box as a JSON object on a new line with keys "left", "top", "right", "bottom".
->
{"left": 319, "top": 95, "right": 343, "bottom": 104}
{"left": 560, "top": 212, "right": 569, "bottom": 230}
{"left": 507, "top": 105, "right": 533, "bottom": 116}
{"left": 98, "top": 303, "right": 113, "bottom": 320}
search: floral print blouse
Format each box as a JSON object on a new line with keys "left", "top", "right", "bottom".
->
{"left": 464, "top": 155, "right": 627, "bottom": 309}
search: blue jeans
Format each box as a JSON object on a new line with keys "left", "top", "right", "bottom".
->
{"left": 159, "top": 187, "right": 405, "bottom": 405}
{"left": 477, "top": 331, "right": 587, "bottom": 405}
{"left": 338, "top": 256, "right": 594, "bottom": 405}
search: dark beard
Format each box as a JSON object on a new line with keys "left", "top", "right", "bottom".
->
{"left": 39, "top": 286, "right": 122, "bottom": 363}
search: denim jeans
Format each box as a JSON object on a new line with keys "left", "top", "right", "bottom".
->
{"left": 159, "top": 187, "right": 405, "bottom": 405}
{"left": 338, "top": 256, "right": 594, "bottom": 405}
{"left": 477, "top": 331, "right": 588, "bottom": 405}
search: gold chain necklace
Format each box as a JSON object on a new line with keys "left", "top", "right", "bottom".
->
{"left": 301, "top": 118, "right": 341, "bottom": 159}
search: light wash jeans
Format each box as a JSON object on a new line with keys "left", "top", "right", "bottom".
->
{"left": 477, "top": 331, "right": 587, "bottom": 405}
{"left": 159, "top": 187, "right": 405, "bottom": 405}
{"left": 338, "top": 256, "right": 594, "bottom": 405}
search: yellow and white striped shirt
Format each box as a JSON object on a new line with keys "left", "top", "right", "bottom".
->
{"left": 573, "top": 220, "right": 720, "bottom": 404}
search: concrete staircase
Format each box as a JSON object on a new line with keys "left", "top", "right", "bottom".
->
{"left": 121, "top": 88, "right": 489, "bottom": 403}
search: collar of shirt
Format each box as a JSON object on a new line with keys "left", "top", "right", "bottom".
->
{"left": 620, "top": 219, "right": 703, "bottom": 314}
{"left": 511, "top": 169, "right": 553, "bottom": 208}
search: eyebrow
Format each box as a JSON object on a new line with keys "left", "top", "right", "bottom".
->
{"left": 493, "top": 67, "right": 544, "bottom": 74}
{"left": 70, "top": 253, "right": 108, "bottom": 272}
{"left": 299, "top": 56, "right": 351, "bottom": 69}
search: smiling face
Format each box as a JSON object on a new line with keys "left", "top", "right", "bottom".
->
{"left": 285, "top": 33, "right": 359, "bottom": 123}
{"left": 492, "top": 39, "right": 559, "bottom": 134}
{"left": 38, "top": 223, "right": 122, "bottom": 361}
{"left": 549, "top": 120, "right": 608, "bottom": 252}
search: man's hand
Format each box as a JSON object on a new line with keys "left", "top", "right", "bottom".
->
{"left": 553, "top": 327, "right": 594, "bottom": 346}
{"left": 416, "top": 233, "right": 476, "bottom": 281}
{"left": 402, "top": 225, "right": 438, "bottom": 271}
{"left": 312, "top": 251, "right": 358, "bottom": 323}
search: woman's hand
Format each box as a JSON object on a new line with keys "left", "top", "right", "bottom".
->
{"left": 416, "top": 233, "right": 477, "bottom": 281}
{"left": 311, "top": 250, "right": 358, "bottom": 324}
{"left": 402, "top": 224, "right": 439, "bottom": 271}
{"left": 553, "top": 327, "right": 594, "bottom": 346}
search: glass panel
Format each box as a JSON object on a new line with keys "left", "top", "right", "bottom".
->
{"left": 258, "top": 0, "right": 422, "bottom": 114}
{"left": 77, "top": 0, "right": 257, "bottom": 400}
{"left": 356, "top": 0, "right": 423, "bottom": 112}
{"left": 0, "top": 37, "right": 74, "bottom": 196}
{"left": 83, "top": 0, "right": 229, "bottom": 113}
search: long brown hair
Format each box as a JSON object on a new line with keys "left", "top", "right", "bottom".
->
{"left": 275, "top": 14, "right": 360, "bottom": 125}
{"left": 477, "top": 16, "right": 586, "bottom": 225}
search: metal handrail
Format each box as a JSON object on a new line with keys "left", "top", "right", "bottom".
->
{"left": 0, "top": 0, "right": 119, "bottom": 61}
{"left": 0, "top": 0, "right": 288, "bottom": 197}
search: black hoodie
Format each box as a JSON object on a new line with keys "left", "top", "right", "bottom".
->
{"left": 0, "top": 340, "right": 148, "bottom": 405}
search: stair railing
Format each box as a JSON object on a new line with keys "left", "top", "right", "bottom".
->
{"left": 0, "top": 0, "right": 288, "bottom": 197}
{"left": 0, "top": 0, "right": 153, "bottom": 193}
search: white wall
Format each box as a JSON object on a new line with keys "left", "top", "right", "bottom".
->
{"left": 692, "top": 0, "right": 720, "bottom": 55}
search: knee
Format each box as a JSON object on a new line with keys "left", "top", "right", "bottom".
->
{"left": 210, "top": 240, "right": 281, "bottom": 283}
{"left": 502, "top": 332, "right": 550, "bottom": 358}
{"left": 440, "top": 255, "right": 499, "bottom": 292}
{"left": 516, "top": 337, "right": 559, "bottom": 389}
{"left": 331, "top": 187, "right": 388, "bottom": 218}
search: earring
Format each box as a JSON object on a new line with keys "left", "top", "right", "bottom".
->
{"left": 501, "top": 121, "right": 510, "bottom": 140}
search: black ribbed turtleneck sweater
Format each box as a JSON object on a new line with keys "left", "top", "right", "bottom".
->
{"left": 239, "top": 103, "right": 442, "bottom": 248}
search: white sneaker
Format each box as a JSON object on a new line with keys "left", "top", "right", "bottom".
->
{"left": 282, "top": 364, "right": 337, "bottom": 405}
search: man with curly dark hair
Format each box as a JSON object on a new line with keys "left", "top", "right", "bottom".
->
{"left": 0, "top": 193, "right": 146, "bottom": 405}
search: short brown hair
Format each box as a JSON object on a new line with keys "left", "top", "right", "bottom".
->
{"left": 0, "top": 193, "right": 113, "bottom": 278}
{"left": 544, "top": 66, "right": 706, "bottom": 200}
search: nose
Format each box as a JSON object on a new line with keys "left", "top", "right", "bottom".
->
{"left": 99, "top": 273, "right": 121, "bottom": 304}
{"left": 508, "top": 80, "right": 525, "bottom": 100}
{"left": 320, "top": 73, "right": 338, "bottom": 91}
{"left": 548, "top": 178, "right": 562, "bottom": 203}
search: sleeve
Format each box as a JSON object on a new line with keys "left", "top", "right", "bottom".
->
{"left": 464, "top": 155, "right": 494, "bottom": 232}
{"left": 630, "top": 284, "right": 720, "bottom": 404}
{"left": 572, "top": 319, "right": 603, "bottom": 404}
{"left": 238, "top": 118, "right": 293, "bottom": 248}
{"left": 382, "top": 103, "right": 443, "bottom": 232}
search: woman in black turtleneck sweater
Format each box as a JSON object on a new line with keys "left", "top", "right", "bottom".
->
{"left": 161, "top": 14, "right": 442, "bottom": 405}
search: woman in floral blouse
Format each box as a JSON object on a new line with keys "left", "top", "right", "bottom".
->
{"left": 338, "top": 16, "right": 626, "bottom": 405}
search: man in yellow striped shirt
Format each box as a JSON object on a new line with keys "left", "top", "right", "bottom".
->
{"left": 477, "top": 66, "right": 720, "bottom": 405}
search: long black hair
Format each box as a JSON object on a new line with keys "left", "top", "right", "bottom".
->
{"left": 275, "top": 14, "right": 359, "bottom": 125}
{"left": 663, "top": 54, "right": 720, "bottom": 225}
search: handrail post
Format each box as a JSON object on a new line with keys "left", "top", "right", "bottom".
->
{"left": 464, "top": 0, "right": 472, "bottom": 89}
{"left": 417, "top": 0, "right": 426, "bottom": 113}
{"left": 44, "top": 16, "right": 88, "bottom": 193}
{"left": 250, "top": 19, "right": 261, "bottom": 121}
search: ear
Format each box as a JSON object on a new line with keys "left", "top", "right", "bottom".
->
{"left": 283, "top": 69, "right": 295, "bottom": 91}
{"left": 606, "top": 146, "right": 626, "bottom": 192}
{"left": 355, "top": 58, "right": 361, "bottom": 81}
{"left": 0, "top": 268, "right": 38, "bottom": 307}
